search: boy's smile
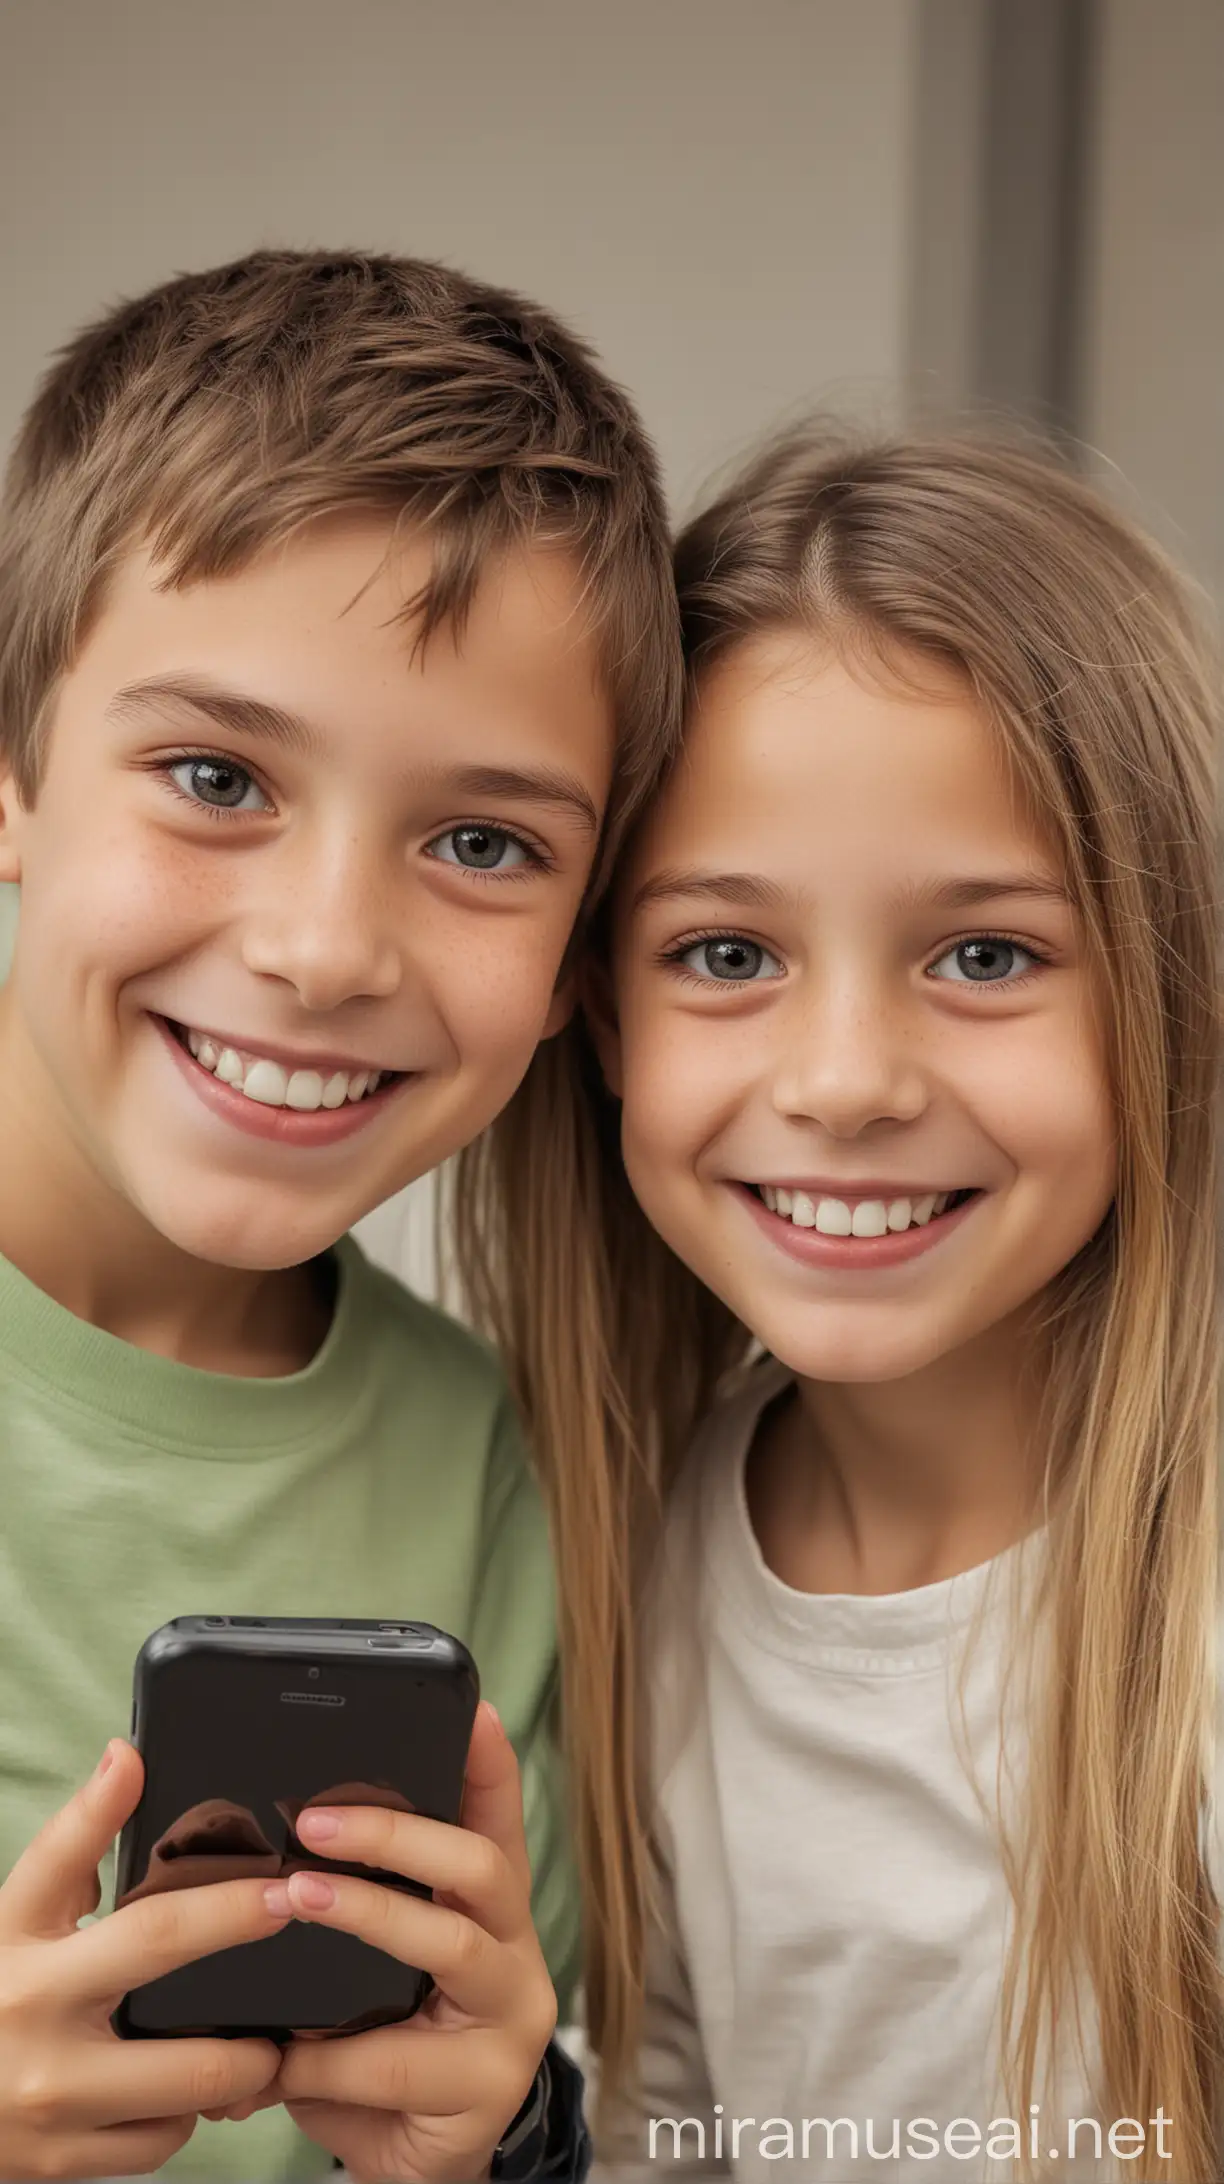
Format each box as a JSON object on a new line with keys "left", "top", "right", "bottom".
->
{"left": 0, "top": 514, "right": 612, "bottom": 1298}
{"left": 604, "top": 634, "right": 1118, "bottom": 1390}
{"left": 158, "top": 1016, "right": 405, "bottom": 1143}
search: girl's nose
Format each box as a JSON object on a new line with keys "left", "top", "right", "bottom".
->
{"left": 769, "top": 980, "right": 927, "bottom": 1136}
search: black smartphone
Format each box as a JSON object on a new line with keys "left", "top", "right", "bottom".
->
{"left": 114, "top": 1616, "right": 479, "bottom": 2042}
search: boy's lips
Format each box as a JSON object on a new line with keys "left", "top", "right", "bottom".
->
{"left": 171, "top": 1019, "right": 397, "bottom": 1085}
{"left": 154, "top": 1015, "right": 412, "bottom": 1147}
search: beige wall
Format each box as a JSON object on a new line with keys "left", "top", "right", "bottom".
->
{"left": 0, "top": 0, "right": 917, "bottom": 516}
{"left": 1, "top": 0, "right": 1217, "bottom": 1299}
{"left": 1079, "top": 0, "right": 1224, "bottom": 603}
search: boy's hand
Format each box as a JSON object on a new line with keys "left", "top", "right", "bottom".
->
{"left": 0, "top": 1740, "right": 288, "bottom": 2179}
{"left": 264, "top": 1702, "right": 558, "bottom": 2183}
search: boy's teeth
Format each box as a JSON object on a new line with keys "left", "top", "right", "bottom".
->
{"left": 179, "top": 1027, "right": 383, "bottom": 1109}
{"left": 285, "top": 1070, "right": 324, "bottom": 1111}
{"left": 244, "top": 1060, "right": 289, "bottom": 1106}
{"left": 759, "top": 1186, "right": 960, "bottom": 1235}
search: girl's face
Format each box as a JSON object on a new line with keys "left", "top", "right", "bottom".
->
{"left": 604, "top": 632, "right": 1117, "bottom": 1386}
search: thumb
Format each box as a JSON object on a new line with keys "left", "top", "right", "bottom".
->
{"left": 459, "top": 1702, "right": 532, "bottom": 1897}
{"left": 0, "top": 1739, "right": 144, "bottom": 1939}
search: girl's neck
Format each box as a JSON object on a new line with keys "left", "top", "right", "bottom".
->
{"left": 747, "top": 1318, "right": 1045, "bottom": 1597}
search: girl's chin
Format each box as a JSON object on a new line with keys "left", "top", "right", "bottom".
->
{"left": 754, "top": 1324, "right": 958, "bottom": 1389}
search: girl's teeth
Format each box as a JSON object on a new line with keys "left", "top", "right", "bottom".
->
{"left": 321, "top": 1073, "right": 349, "bottom": 1109}
{"left": 759, "top": 1187, "right": 965, "bottom": 1235}
{"left": 814, "top": 1198, "right": 852, "bottom": 1236}
{"left": 215, "top": 1047, "right": 244, "bottom": 1085}
{"left": 346, "top": 1072, "right": 369, "bottom": 1103}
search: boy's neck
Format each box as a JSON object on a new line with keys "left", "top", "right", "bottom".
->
{"left": 0, "top": 1003, "right": 330, "bottom": 1377}
{"left": 747, "top": 1321, "right": 1044, "bottom": 1597}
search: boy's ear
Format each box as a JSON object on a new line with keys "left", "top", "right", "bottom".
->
{"left": 540, "top": 971, "right": 577, "bottom": 1041}
{"left": 0, "top": 766, "right": 23, "bottom": 883}
{"left": 577, "top": 952, "right": 623, "bottom": 1099}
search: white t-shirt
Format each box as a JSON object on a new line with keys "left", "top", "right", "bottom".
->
{"left": 591, "top": 1360, "right": 1214, "bottom": 2184}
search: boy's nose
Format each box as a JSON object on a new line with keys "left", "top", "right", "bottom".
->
{"left": 769, "top": 982, "right": 927, "bottom": 1136}
{"left": 239, "top": 847, "right": 403, "bottom": 1010}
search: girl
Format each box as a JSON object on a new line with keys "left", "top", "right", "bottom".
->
{"left": 455, "top": 430, "right": 1221, "bottom": 2180}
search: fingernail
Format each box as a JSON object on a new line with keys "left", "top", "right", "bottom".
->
{"left": 289, "top": 1871, "right": 336, "bottom": 1912}
{"left": 96, "top": 1742, "right": 117, "bottom": 1780}
{"left": 482, "top": 1700, "right": 504, "bottom": 1735}
{"left": 263, "top": 1882, "right": 292, "bottom": 1916}
{"left": 296, "top": 1809, "right": 339, "bottom": 1841}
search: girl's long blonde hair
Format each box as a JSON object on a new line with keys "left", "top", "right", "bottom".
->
{"left": 453, "top": 428, "right": 1222, "bottom": 2177}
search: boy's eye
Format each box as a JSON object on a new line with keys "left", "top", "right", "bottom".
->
{"left": 929, "top": 937, "right": 1037, "bottom": 984}
{"left": 677, "top": 936, "right": 782, "bottom": 983}
{"left": 429, "top": 825, "right": 531, "bottom": 872}
{"left": 169, "top": 757, "right": 270, "bottom": 813}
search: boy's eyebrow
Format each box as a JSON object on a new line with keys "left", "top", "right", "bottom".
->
{"left": 105, "top": 675, "right": 599, "bottom": 833}
{"left": 631, "top": 869, "right": 1070, "bottom": 915}
{"left": 439, "top": 764, "right": 599, "bottom": 836}
{"left": 107, "top": 674, "right": 322, "bottom": 755}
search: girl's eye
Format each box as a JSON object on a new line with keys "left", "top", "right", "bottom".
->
{"left": 168, "top": 757, "right": 270, "bottom": 814}
{"left": 675, "top": 935, "right": 783, "bottom": 983}
{"left": 428, "top": 825, "right": 533, "bottom": 873}
{"left": 929, "top": 936, "right": 1039, "bottom": 985}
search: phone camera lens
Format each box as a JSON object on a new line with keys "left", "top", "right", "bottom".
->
{"left": 308, "top": 1665, "right": 321, "bottom": 1680}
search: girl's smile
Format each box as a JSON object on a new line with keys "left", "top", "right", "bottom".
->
{"left": 602, "top": 632, "right": 1117, "bottom": 1389}
{"left": 738, "top": 1178, "right": 981, "bottom": 1270}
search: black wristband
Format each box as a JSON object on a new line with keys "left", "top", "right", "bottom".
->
{"left": 489, "top": 2039, "right": 591, "bottom": 2182}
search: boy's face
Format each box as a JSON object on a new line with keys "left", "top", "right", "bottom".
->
{"left": 0, "top": 516, "right": 613, "bottom": 1269}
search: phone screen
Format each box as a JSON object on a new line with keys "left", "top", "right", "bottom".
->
{"left": 116, "top": 1630, "right": 477, "bottom": 2039}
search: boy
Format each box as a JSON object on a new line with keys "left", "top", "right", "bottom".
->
{"left": 0, "top": 250, "right": 679, "bottom": 2181}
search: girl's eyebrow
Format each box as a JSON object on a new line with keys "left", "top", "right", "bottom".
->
{"left": 905, "top": 874, "right": 1071, "bottom": 910}
{"left": 630, "top": 870, "right": 791, "bottom": 915}
{"left": 631, "top": 868, "right": 1069, "bottom": 916}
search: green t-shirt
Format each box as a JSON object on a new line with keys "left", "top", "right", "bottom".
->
{"left": 0, "top": 1231, "right": 578, "bottom": 2181}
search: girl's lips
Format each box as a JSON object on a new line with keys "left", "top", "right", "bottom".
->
{"left": 155, "top": 1014, "right": 410, "bottom": 1147}
{"left": 736, "top": 1179, "right": 981, "bottom": 1269}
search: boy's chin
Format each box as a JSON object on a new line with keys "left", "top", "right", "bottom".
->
{"left": 133, "top": 1179, "right": 370, "bottom": 1275}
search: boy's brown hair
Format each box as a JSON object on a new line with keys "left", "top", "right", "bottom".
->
{"left": 0, "top": 248, "right": 680, "bottom": 873}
